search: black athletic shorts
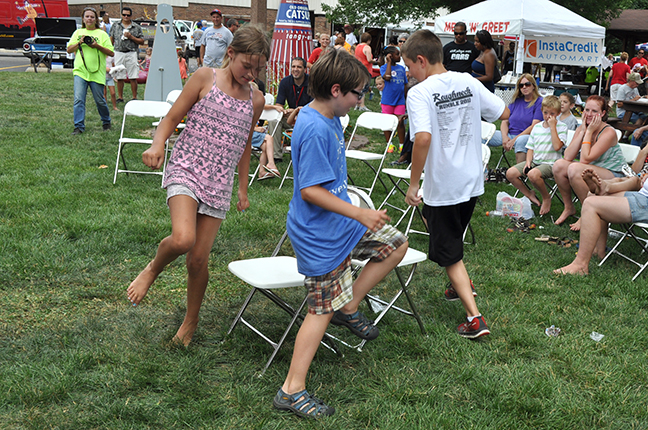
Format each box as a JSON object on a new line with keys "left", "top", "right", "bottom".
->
{"left": 422, "top": 197, "right": 477, "bottom": 267}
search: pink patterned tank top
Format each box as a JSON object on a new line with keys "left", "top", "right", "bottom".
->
{"left": 163, "top": 71, "right": 254, "bottom": 211}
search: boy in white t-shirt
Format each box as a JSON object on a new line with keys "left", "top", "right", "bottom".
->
{"left": 402, "top": 30, "right": 509, "bottom": 339}
{"left": 506, "top": 95, "right": 568, "bottom": 216}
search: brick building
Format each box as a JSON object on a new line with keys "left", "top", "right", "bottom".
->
{"left": 68, "top": 0, "right": 333, "bottom": 37}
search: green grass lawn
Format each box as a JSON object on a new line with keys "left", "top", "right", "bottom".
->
{"left": 1, "top": 73, "right": 647, "bottom": 429}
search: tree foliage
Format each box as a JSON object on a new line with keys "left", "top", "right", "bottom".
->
{"left": 323, "top": 0, "right": 634, "bottom": 29}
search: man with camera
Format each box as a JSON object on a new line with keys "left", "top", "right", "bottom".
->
{"left": 109, "top": 7, "right": 144, "bottom": 102}
{"left": 67, "top": 7, "right": 114, "bottom": 135}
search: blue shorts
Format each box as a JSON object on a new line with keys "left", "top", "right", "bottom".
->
{"left": 625, "top": 191, "right": 648, "bottom": 223}
{"left": 251, "top": 131, "right": 265, "bottom": 149}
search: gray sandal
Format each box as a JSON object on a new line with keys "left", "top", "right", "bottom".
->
{"left": 331, "top": 310, "right": 379, "bottom": 340}
{"left": 273, "top": 388, "right": 335, "bottom": 419}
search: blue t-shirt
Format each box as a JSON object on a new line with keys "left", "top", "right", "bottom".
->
{"left": 286, "top": 106, "right": 367, "bottom": 277}
{"left": 508, "top": 96, "right": 544, "bottom": 136}
{"left": 379, "top": 63, "right": 407, "bottom": 106}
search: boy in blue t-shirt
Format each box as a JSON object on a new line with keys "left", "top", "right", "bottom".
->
{"left": 380, "top": 46, "right": 408, "bottom": 146}
{"left": 273, "top": 49, "right": 408, "bottom": 419}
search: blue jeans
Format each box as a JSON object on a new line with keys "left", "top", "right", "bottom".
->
{"left": 73, "top": 75, "right": 111, "bottom": 132}
{"left": 485, "top": 131, "right": 530, "bottom": 153}
{"left": 631, "top": 130, "right": 648, "bottom": 147}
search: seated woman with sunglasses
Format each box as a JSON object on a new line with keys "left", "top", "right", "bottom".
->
{"left": 552, "top": 95, "right": 627, "bottom": 231}
{"left": 486, "top": 74, "right": 543, "bottom": 163}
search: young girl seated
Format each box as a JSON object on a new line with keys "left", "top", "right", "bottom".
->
{"left": 558, "top": 92, "right": 579, "bottom": 130}
{"left": 506, "top": 95, "right": 568, "bottom": 215}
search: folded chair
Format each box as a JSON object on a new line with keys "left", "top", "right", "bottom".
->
{"left": 29, "top": 44, "right": 54, "bottom": 73}
{"left": 336, "top": 186, "right": 427, "bottom": 352}
{"left": 227, "top": 232, "right": 339, "bottom": 375}
{"left": 113, "top": 100, "right": 172, "bottom": 185}
{"left": 279, "top": 114, "right": 350, "bottom": 190}
{"left": 345, "top": 112, "right": 399, "bottom": 196}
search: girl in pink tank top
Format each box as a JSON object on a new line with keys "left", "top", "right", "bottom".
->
{"left": 126, "top": 26, "right": 270, "bottom": 347}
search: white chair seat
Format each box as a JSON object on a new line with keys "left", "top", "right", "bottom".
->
{"left": 228, "top": 256, "right": 304, "bottom": 290}
{"left": 345, "top": 150, "right": 386, "bottom": 161}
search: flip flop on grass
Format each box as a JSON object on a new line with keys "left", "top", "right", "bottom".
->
{"left": 263, "top": 165, "right": 281, "bottom": 177}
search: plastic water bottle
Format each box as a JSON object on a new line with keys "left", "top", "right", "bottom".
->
{"left": 486, "top": 210, "right": 503, "bottom": 217}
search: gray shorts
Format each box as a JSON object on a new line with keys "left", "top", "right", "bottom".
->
{"left": 166, "top": 184, "right": 227, "bottom": 220}
{"left": 625, "top": 191, "right": 648, "bottom": 224}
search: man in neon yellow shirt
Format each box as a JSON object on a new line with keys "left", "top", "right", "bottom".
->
{"left": 66, "top": 7, "right": 114, "bottom": 135}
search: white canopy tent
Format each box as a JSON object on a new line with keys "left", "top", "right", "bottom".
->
{"left": 435, "top": 0, "right": 606, "bottom": 69}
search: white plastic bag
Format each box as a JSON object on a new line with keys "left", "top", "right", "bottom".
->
{"left": 495, "top": 192, "right": 534, "bottom": 219}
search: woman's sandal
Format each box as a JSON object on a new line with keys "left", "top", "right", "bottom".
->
{"left": 273, "top": 388, "right": 335, "bottom": 419}
{"left": 330, "top": 310, "right": 379, "bottom": 340}
{"left": 263, "top": 165, "right": 281, "bottom": 177}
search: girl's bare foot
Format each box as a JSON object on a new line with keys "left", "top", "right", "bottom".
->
{"left": 539, "top": 199, "right": 551, "bottom": 215}
{"left": 569, "top": 218, "right": 581, "bottom": 232}
{"left": 172, "top": 320, "right": 198, "bottom": 346}
{"left": 126, "top": 262, "right": 158, "bottom": 306}
{"left": 582, "top": 169, "right": 603, "bottom": 195}
{"left": 554, "top": 208, "right": 575, "bottom": 225}
{"left": 553, "top": 263, "right": 588, "bottom": 275}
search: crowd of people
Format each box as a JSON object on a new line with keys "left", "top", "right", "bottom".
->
{"left": 64, "top": 8, "right": 648, "bottom": 420}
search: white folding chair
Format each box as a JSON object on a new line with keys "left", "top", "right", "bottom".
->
{"left": 279, "top": 114, "right": 350, "bottom": 190}
{"left": 345, "top": 112, "right": 399, "bottom": 196}
{"left": 598, "top": 222, "right": 648, "bottom": 281}
{"left": 264, "top": 93, "right": 275, "bottom": 105}
{"left": 481, "top": 121, "right": 496, "bottom": 146}
{"left": 343, "top": 186, "right": 427, "bottom": 352}
{"left": 113, "top": 100, "right": 172, "bottom": 185}
{"left": 249, "top": 108, "right": 283, "bottom": 184}
{"left": 152, "top": 90, "right": 183, "bottom": 127}
{"left": 227, "top": 232, "right": 339, "bottom": 375}
{"left": 166, "top": 89, "right": 182, "bottom": 104}
{"left": 619, "top": 143, "right": 640, "bottom": 165}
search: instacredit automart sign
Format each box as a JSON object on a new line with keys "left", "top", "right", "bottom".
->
{"left": 524, "top": 36, "right": 602, "bottom": 66}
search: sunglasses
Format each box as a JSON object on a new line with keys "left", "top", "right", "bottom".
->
{"left": 350, "top": 88, "right": 369, "bottom": 101}
{"left": 519, "top": 82, "right": 534, "bottom": 88}
{"left": 398, "top": 40, "right": 406, "bottom": 43}
{"left": 454, "top": 31, "right": 466, "bottom": 35}
{"left": 122, "top": 13, "right": 131, "bottom": 17}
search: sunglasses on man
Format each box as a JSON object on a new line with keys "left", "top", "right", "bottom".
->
{"left": 454, "top": 31, "right": 466, "bottom": 36}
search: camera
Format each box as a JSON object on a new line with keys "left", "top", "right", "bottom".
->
{"left": 83, "top": 35, "right": 94, "bottom": 45}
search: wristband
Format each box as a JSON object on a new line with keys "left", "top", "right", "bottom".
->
{"left": 582, "top": 141, "right": 591, "bottom": 145}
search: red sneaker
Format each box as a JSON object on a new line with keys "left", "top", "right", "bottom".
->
{"left": 457, "top": 315, "right": 490, "bottom": 339}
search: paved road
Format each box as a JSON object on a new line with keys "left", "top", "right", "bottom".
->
{"left": 0, "top": 49, "right": 33, "bottom": 72}
{"left": 0, "top": 49, "right": 201, "bottom": 73}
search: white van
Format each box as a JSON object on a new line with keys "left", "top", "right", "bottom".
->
{"left": 174, "top": 19, "right": 193, "bottom": 52}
